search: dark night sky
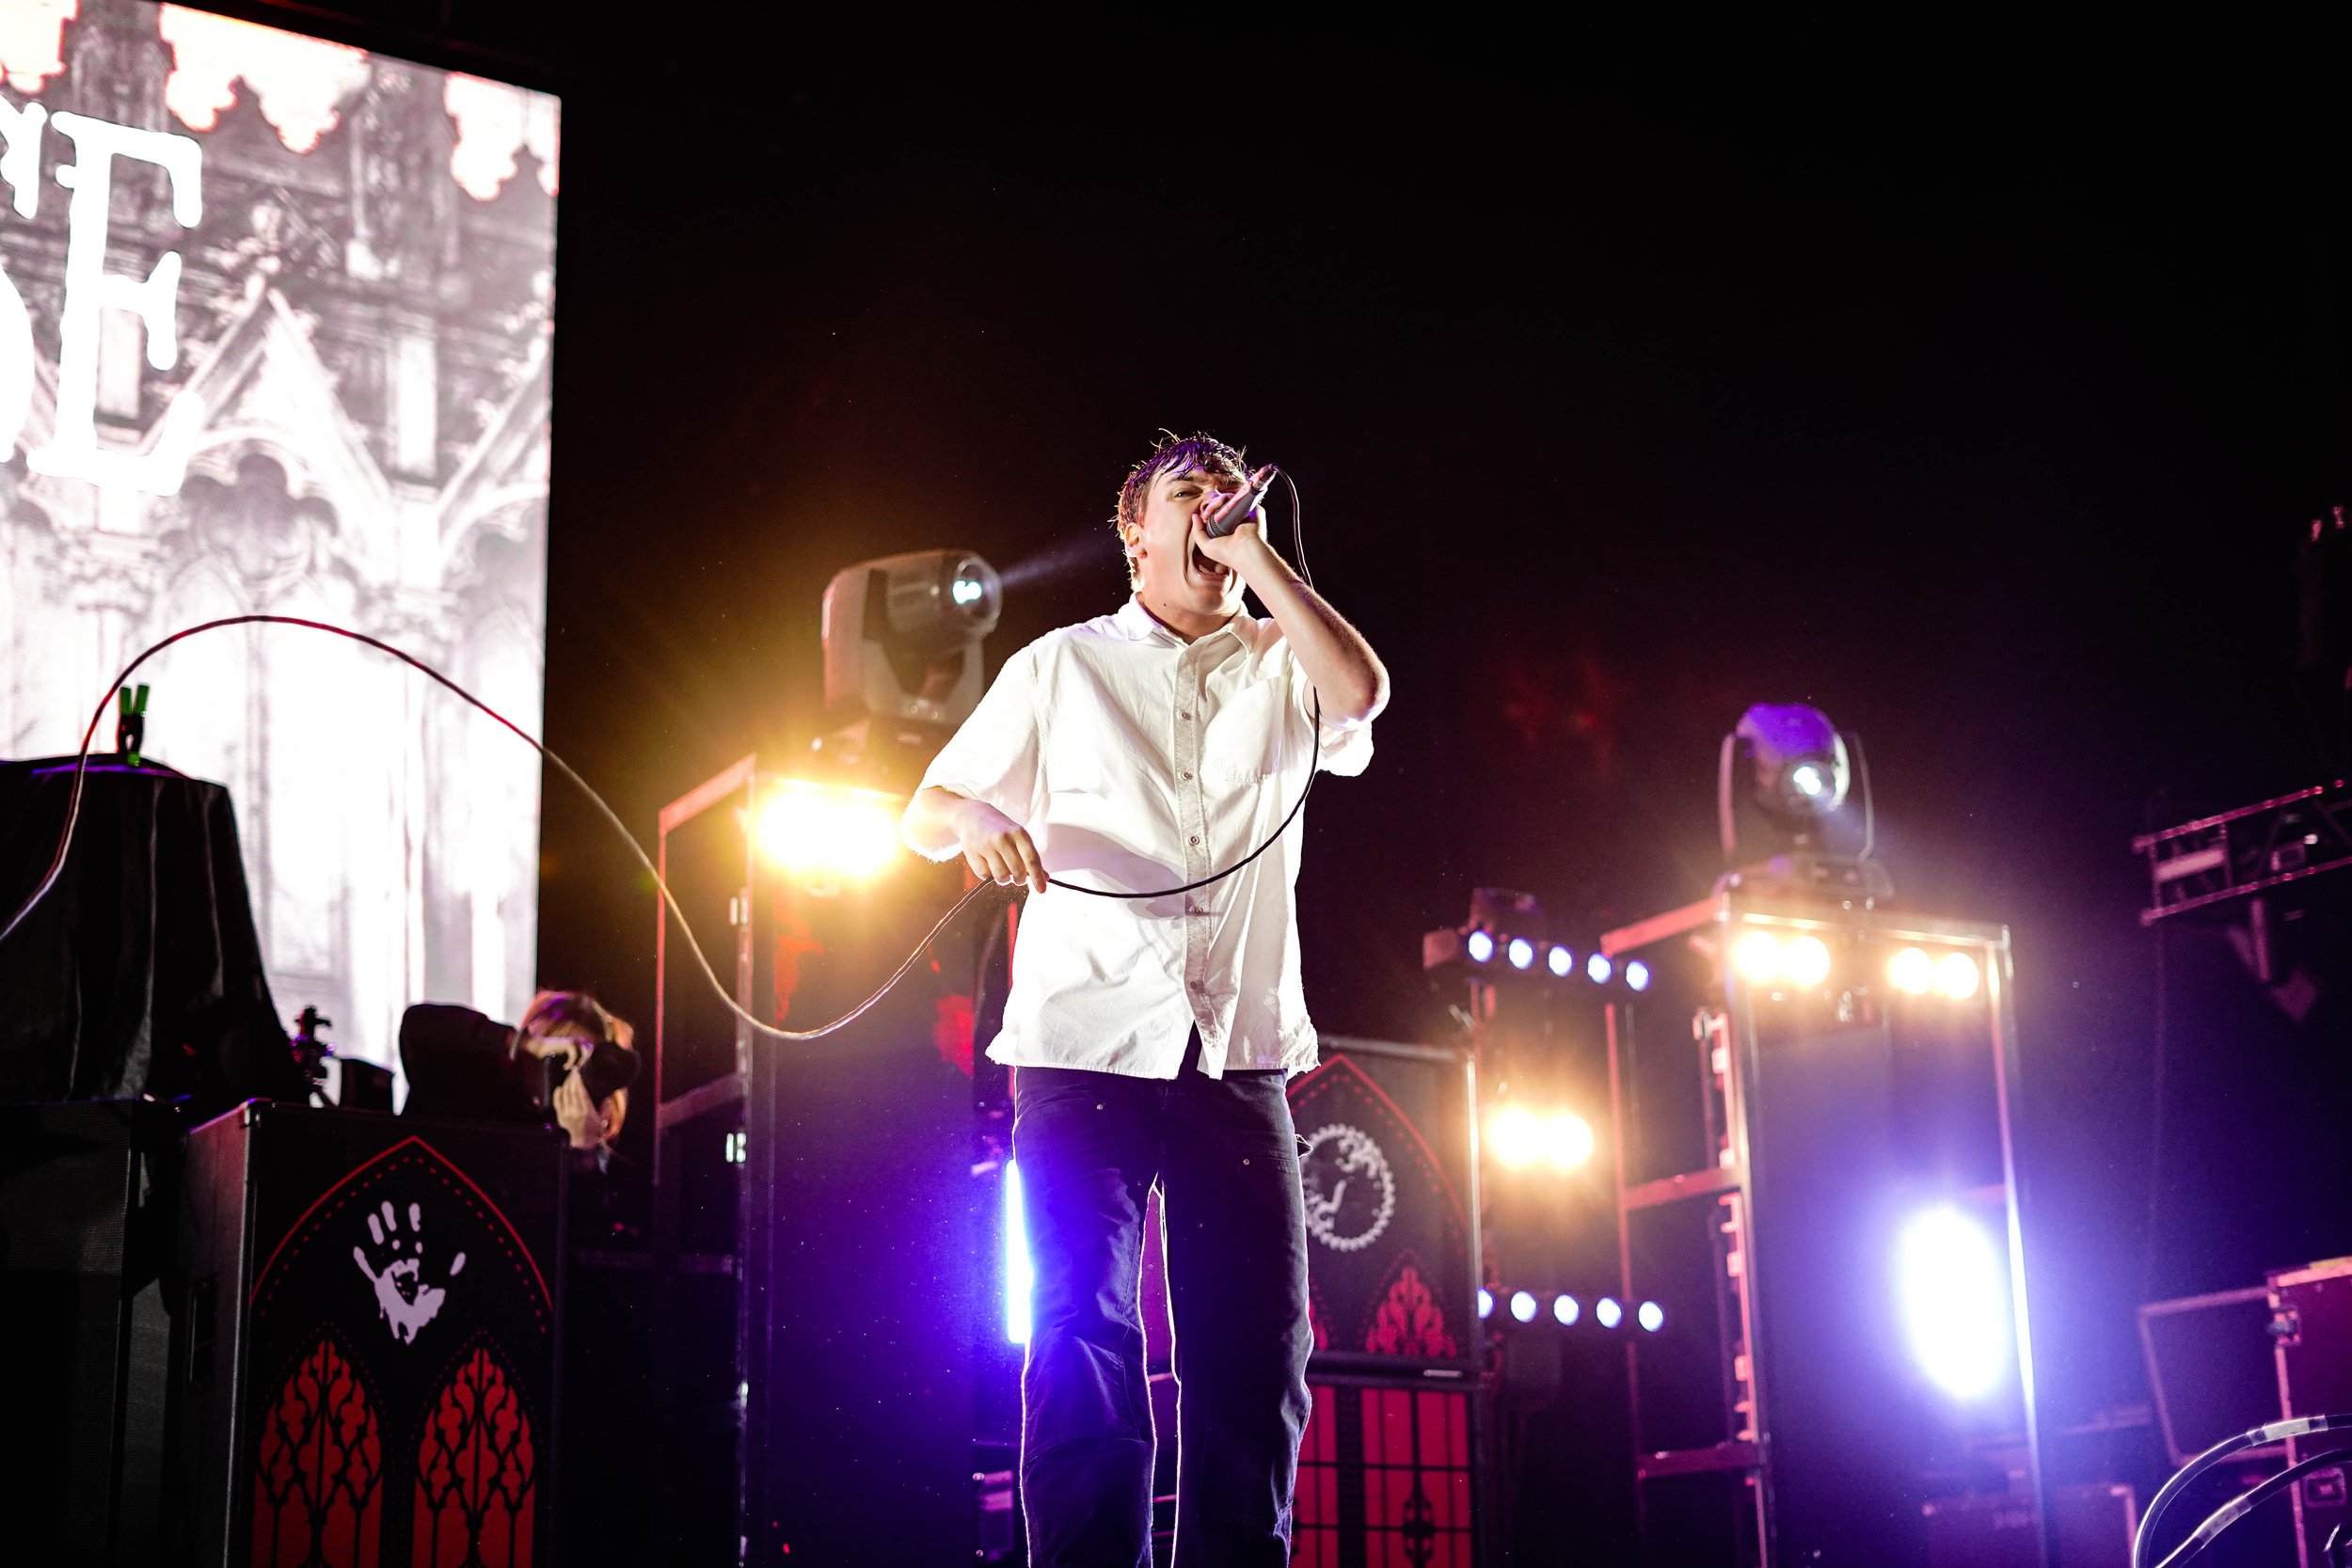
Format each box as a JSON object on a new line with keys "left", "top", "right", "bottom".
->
{"left": 368, "top": 28, "right": 2352, "bottom": 1425}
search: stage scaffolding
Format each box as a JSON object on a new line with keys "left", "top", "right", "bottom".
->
{"left": 646, "top": 752, "right": 979, "bottom": 1565}
{"left": 2135, "top": 777, "right": 2352, "bottom": 923}
{"left": 1601, "top": 891, "right": 2047, "bottom": 1568}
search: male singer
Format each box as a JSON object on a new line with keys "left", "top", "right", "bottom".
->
{"left": 901, "top": 434, "right": 1388, "bottom": 1566}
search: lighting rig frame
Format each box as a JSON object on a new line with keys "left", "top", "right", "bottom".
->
{"left": 629, "top": 546, "right": 1002, "bottom": 1560}
{"left": 2134, "top": 778, "right": 2352, "bottom": 924}
{"left": 1600, "top": 889, "right": 2047, "bottom": 1568}
{"left": 1426, "top": 887, "right": 1646, "bottom": 1556}
{"left": 646, "top": 752, "right": 976, "bottom": 1564}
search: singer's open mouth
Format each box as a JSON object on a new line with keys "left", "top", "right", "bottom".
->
{"left": 1192, "top": 546, "right": 1229, "bottom": 581}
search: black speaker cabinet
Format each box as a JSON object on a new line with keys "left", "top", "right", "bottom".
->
{"left": 1290, "top": 1037, "right": 1482, "bottom": 1376}
{"left": 176, "top": 1101, "right": 565, "bottom": 1568}
{"left": 738, "top": 901, "right": 979, "bottom": 1567}
{"left": 0, "top": 1100, "right": 177, "bottom": 1566}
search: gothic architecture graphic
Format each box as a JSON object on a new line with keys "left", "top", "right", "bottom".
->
{"left": 0, "top": 1, "right": 559, "bottom": 1084}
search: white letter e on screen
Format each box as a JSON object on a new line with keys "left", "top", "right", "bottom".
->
{"left": 28, "top": 110, "right": 205, "bottom": 496}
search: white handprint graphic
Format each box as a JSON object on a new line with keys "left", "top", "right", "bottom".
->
{"left": 352, "top": 1198, "right": 466, "bottom": 1344}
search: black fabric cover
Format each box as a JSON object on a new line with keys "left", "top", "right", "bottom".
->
{"left": 400, "top": 1003, "right": 541, "bottom": 1126}
{"left": 0, "top": 756, "right": 302, "bottom": 1112}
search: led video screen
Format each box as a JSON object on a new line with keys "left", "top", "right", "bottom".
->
{"left": 0, "top": 1, "right": 559, "bottom": 1090}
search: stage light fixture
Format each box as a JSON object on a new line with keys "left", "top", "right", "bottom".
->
{"left": 1510, "top": 1290, "right": 1539, "bottom": 1323}
{"left": 1715, "top": 704, "right": 1891, "bottom": 900}
{"left": 1554, "top": 1293, "right": 1581, "bottom": 1326}
{"left": 1888, "top": 946, "right": 1935, "bottom": 995}
{"left": 1548, "top": 943, "right": 1575, "bottom": 977}
{"left": 1487, "top": 1103, "right": 1540, "bottom": 1168}
{"left": 1936, "top": 951, "right": 1982, "bottom": 1000}
{"left": 1596, "top": 1296, "right": 1623, "bottom": 1329}
{"left": 1005, "top": 1160, "right": 1035, "bottom": 1345}
{"left": 1637, "top": 1301, "right": 1665, "bottom": 1333}
{"left": 1541, "top": 1112, "right": 1596, "bottom": 1172}
{"left": 1782, "top": 933, "right": 1832, "bottom": 988}
{"left": 1734, "top": 703, "right": 1851, "bottom": 818}
{"left": 755, "top": 779, "right": 907, "bottom": 886}
{"left": 1733, "top": 928, "right": 1783, "bottom": 984}
{"left": 822, "top": 548, "right": 1004, "bottom": 733}
{"left": 1626, "top": 959, "right": 1651, "bottom": 991}
{"left": 1478, "top": 1288, "right": 1495, "bottom": 1320}
{"left": 1585, "top": 951, "right": 1613, "bottom": 985}
{"left": 1896, "top": 1206, "right": 2008, "bottom": 1399}
{"left": 1428, "top": 888, "right": 1553, "bottom": 983}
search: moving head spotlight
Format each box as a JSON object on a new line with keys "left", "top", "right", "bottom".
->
{"left": 1735, "top": 703, "right": 1851, "bottom": 819}
{"left": 821, "top": 549, "right": 1003, "bottom": 731}
{"left": 1717, "top": 702, "right": 1886, "bottom": 900}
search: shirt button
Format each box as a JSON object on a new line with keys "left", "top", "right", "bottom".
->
{"left": 1188, "top": 834, "right": 1200, "bottom": 846}
{"left": 1180, "top": 770, "right": 1192, "bottom": 781}
{"left": 1180, "top": 710, "right": 1193, "bottom": 721}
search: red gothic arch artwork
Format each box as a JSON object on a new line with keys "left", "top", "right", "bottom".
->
{"left": 251, "top": 1333, "right": 385, "bottom": 1568}
{"left": 1365, "top": 1257, "right": 1461, "bottom": 1359}
{"left": 411, "top": 1340, "right": 537, "bottom": 1568}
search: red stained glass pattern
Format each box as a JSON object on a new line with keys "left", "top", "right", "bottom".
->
{"left": 251, "top": 1336, "right": 384, "bottom": 1568}
{"left": 1292, "top": 1384, "right": 1472, "bottom": 1568}
{"left": 1363, "top": 1259, "right": 1458, "bottom": 1359}
{"left": 934, "top": 992, "right": 977, "bottom": 1076}
{"left": 412, "top": 1346, "right": 536, "bottom": 1568}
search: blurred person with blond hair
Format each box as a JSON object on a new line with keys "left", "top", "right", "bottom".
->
{"left": 399, "top": 988, "right": 639, "bottom": 1157}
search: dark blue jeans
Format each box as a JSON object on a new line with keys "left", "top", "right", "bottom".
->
{"left": 1014, "top": 1040, "right": 1311, "bottom": 1568}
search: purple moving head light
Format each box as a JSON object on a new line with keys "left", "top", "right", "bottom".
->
{"left": 1735, "top": 703, "right": 1851, "bottom": 818}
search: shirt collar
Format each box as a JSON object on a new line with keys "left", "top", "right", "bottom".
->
{"left": 1117, "top": 594, "right": 1254, "bottom": 649}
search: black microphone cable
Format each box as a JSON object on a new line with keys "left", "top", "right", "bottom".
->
{"left": 2132, "top": 1414, "right": 2352, "bottom": 1568}
{"left": 2150, "top": 1446, "right": 2352, "bottom": 1568}
{"left": 0, "top": 471, "right": 1338, "bottom": 1041}
{"left": 0, "top": 612, "right": 962, "bottom": 1043}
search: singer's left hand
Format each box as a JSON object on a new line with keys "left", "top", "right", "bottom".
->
{"left": 1197, "top": 467, "right": 1279, "bottom": 575}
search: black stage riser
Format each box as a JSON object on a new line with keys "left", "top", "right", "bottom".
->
{"left": 0, "top": 1101, "right": 177, "bottom": 1566}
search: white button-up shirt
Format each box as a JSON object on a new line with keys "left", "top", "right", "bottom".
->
{"left": 913, "top": 596, "right": 1374, "bottom": 1079}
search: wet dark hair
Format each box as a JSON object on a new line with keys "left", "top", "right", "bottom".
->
{"left": 1112, "top": 431, "right": 1249, "bottom": 586}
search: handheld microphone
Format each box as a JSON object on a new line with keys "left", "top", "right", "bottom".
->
{"left": 1202, "top": 466, "right": 1279, "bottom": 537}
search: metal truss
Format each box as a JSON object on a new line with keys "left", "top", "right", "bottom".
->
{"left": 1600, "top": 894, "right": 2042, "bottom": 1568}
{"left": 2134, "top": 780, "right": 2352, "bottom": 925}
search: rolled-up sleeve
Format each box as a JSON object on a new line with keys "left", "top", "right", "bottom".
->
{"left": 912, "top": 641, "right": 1044, "bottom": 855}
{"left": 1286, "top": 654, "right": 1375, "bottom": 778}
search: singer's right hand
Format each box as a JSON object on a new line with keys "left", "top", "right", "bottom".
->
{"left": 953, "top": 800, "right": 1047, "bottom": 895}
{"left": 1201, "top": 464, "right": 1277, "bottom": 539}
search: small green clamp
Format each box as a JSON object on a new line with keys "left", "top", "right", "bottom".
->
{"left": 117, "top": 683, "right": 149, "bottom": 768}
